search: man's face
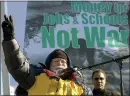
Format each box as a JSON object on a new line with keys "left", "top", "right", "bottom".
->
{"left": 92, "top": 72, "right": 106, "bottom": 90}
{"left": 50, "top": 58, "right": 68, "bottom": 72}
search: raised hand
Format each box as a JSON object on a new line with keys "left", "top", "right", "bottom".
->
{"left": 2, "top": 15, "right": 14, "bottom": 41}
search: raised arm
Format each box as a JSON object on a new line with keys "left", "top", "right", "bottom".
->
{"left": 1, "top": 15, "right": 35, "bottom": 90}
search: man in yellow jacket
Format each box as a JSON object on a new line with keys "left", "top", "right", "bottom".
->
{"left": 1, "top": 15, "right": 92, "bottom": 96}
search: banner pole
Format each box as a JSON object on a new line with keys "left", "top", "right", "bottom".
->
{"left": 1, "top": 1, "right": 10, "bottom": 95}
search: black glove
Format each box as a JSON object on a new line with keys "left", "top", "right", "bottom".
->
{"left": 2, "top": 15, "right": 14, "bottom": 41}
{"left": 58, "top": 67, "right": 76, "bottom": 80}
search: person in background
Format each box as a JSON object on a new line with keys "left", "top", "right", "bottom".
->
{"left": 92, "top": 69, "right": 120, "bottom": 96}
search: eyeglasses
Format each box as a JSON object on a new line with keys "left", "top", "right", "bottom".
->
{"left": 94, "top": 77, "right": 104, "bottom": 80}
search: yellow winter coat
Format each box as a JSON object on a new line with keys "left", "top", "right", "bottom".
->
{"left": 27, "top": 73, "right": 83, "bottom": 95}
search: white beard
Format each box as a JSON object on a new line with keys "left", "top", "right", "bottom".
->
{"left": 50, "top": 67, "right": 64, "bottom": 75}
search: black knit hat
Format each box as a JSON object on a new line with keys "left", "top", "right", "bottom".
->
{"left": 51, "top": 50, "right": 67, "bottom": 61}
{"left": 45, "top": 49, "right": 71, "bottom": 69}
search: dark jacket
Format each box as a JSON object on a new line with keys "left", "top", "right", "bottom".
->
{"left": 93, "top": 89, "right": 120, "bottom": 96}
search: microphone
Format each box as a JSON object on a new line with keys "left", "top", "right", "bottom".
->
{"left": 56, "top": 67, "right": 75, "bottom": 76}
{"left": 55, "top": 67, "right": 83, "bottom": 80}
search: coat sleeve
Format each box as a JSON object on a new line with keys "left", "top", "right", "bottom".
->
{"left": 2, "top": 39, "right": 35, "bottom": 90}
